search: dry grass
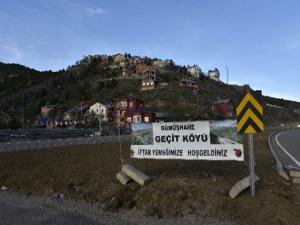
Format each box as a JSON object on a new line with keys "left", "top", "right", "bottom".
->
{"left": 0, "top": 132, "right": 299, "bottom": 225}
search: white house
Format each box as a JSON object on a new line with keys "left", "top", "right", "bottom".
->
{"left": 208, "top": 68, "right": 220, "bottom": 81}
{"left": 89, "top": 102, "right": 109, "bottom": 121}
{"left": 187, "top": 64, "right": 202, "bottom": 78}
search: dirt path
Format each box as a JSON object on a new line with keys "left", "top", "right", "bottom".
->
{"left": 0, "top": 191, "right": 237, "bottom": 225}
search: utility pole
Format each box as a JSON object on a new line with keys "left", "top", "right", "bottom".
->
{"left": 226, "top": 66, "right": 229, "bottom": 85}
{"left": 81, "top": 101, "right": 83, "bottom": 119}
{"left": 97, "top": 116, "right": 102, "bottom": 136}
{"left": 21, "top": 105, "right": 24, "bottom": 129}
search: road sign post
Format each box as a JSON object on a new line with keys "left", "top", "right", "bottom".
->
{"left": 248, "top": 133, "right": 255, "bottom": 196}
{"left": 236, "top": 91, "right": 263, "bottom": 197}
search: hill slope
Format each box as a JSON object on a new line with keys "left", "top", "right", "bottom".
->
{"left": 0, "top": 55, "right": 300, "bottom": 128}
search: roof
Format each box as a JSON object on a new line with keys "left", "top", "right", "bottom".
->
{"left": 37, "top": 117, "right": 49, "bottom": 124}
{"left": 155, "top": 112, "right": 176, "bottom": 118}
{"left": 208, "top": 68, "right": 220, "bottom": 73}
{"left": 66, "top": 104, "right": 90, "bottom": 114}
{"left": 180, "top": 78, "right": 197, "bottom": 84}
{"left": 212, "top": 99, "right": 232, "bottom": 104}
{"left": 90, "top": 102, "right": 108, "bottom": 108}
{"left": 113, "top": 97, "right": 143, "bottom": 102}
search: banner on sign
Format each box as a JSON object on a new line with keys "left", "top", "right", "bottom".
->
{"left": 131, "top": 120, "right": 244, "bottom": 161}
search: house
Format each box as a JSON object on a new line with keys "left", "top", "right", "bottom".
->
{"left": 63, "top": 103, "right": 91, "bottom": 122}
{"left": 153, "top": 60, "right": 164, "bottom": 68}
{"left": 89, "top": 102, "right": 109, "bottom": 121}
{"left": 41, "top": 105, "right": 53, "bottom": 117}
{"left": 179, "top": 78, "right": 199, "bottom": 90}
{"left": 135, "top": 63, "right": 151, "bottom": 75}
{"left": 143, "top": 112, "right": 155, "bottom": 123}
{"left": 120, "top": 62, "right": 134, "bottom": 77}
{"left": 153, "top": 59, "right": 172, "bottom": 69}
{"left": 113, "top": 97, "right": 154, "bottom": 127}
{"left": 211, "top": 99, "right": 234, "bottom": 118}
{"left": 36, "top": 116, "right": 49, "bottom": 128}
{"left": 141, "top": 80, "right": 156, "bottom": 90}
{"left": 113, "top": 97, "right": 144, "bottom": 127}
{"left": 187, "top": 64, "right": 202, "bottom": 78}
{"left": 208, "top": 68, "right": 220, "bottom": 81}
{"left": 158, "top": 82, "right": 168, "bottom": 88}
{"left": 114, "top": 53, "right": 126, "bottom": 63}
{"left": 41, "top": 105, "right": 63, "bottom": 117}
{"left": 129, "top": 56, "right": 143, "bottom": 65}
{"left": 266, "top": 103, "right": 283, "bottom": 109}
{"left": 99, "top": 55, "right": 109, "bottom": 63}
{"left": 154, "top": 112, "right": 176, "bottom": 122}
{"left": 141, "top": 67, "right": 158, "bottom": 90}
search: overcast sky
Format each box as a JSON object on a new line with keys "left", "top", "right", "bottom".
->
{"left": 1, "top": 0, "right": 300, "bottom": 101}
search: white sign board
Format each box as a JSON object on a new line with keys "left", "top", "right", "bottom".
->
{"left": 131, "top": 120, "right": 244, "bottom": 161}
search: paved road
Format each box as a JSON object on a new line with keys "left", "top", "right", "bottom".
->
{"left": 0, "top": 191, "right": 236, "bottom": 225}
{"left": 0, "top": 135, "right": 130, "bottom": 152}
{"left": 269, "top": 129, "right": 300, "bottom": 170}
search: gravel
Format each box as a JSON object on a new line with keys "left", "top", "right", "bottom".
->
{"left": 0, "top": 191, "right": 238, "bottom": 225}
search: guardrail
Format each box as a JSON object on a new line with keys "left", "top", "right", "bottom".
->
{"left": 0, "top": 128, "right": 131, "bottom": 142}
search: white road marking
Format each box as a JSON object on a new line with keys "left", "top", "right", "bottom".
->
{"left": 275, "top": 132, "right": 300, "bottom": 167}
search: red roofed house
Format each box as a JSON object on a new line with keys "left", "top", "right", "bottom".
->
{"left": 114, "top": 97, "right": 144, "bottom": 126}
{"left": 179, "top": 78, "right": 198, "bottom": 90}
{"left": 211, "top": 99, "right": 234, "bottom": 118}
{"left": 113, "top": 97, "right": 155, "bottom": 127}
{"left": 141, "top": 67, "right": 157, "bottom": 90}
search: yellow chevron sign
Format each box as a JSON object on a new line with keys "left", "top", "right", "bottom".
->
{"left": 236, "top": 91, "right": 263, "bottom": 134}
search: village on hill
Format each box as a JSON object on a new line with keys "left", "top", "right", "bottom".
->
{"left": 36, "top": 53, "right": 230, "bottom": 129}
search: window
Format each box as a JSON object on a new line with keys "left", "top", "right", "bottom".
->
{"left": 133, "top": 115, "right": 141, "bottom": 123}
{"left": 129, "top": 102, "right": 133, "bottom": 107}
{"left": 144, "top": 116, "right": 149, "bottom": 122}
{"left": 127, "top": 117, "right": 132, "bottom": 122}
{"left": 120, "top": 101, "right": 127, "bottom": 108}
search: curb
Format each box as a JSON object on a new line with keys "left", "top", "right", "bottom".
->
{"left": 268, "top": 132, "right": 290, "bottom": 181}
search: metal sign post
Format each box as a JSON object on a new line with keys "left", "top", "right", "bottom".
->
{"left": 248, "top": 133, "right": 255, "bottom": 196}
{"left": 236, "top": 90, "right": 263, "bottom": 197}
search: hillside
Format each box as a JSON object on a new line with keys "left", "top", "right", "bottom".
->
{"left": 1, "top": 54, "right": 300, "bottom": 128}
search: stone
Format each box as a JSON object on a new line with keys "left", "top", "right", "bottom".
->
{"left": 122, "top": 164, "right": 150, "bottom": 186}
{"left": 289, "top": 169, "right": 300, "bottom": 178}
{"left": 229, "top": 175, "right": 259, "bottom": 199}
{"left": 116, "top": 171, "right": 132, "bottom": 185}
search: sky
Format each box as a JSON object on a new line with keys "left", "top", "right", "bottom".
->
{"left": 1, "top": 0, "right": 300, "bottom": 101}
